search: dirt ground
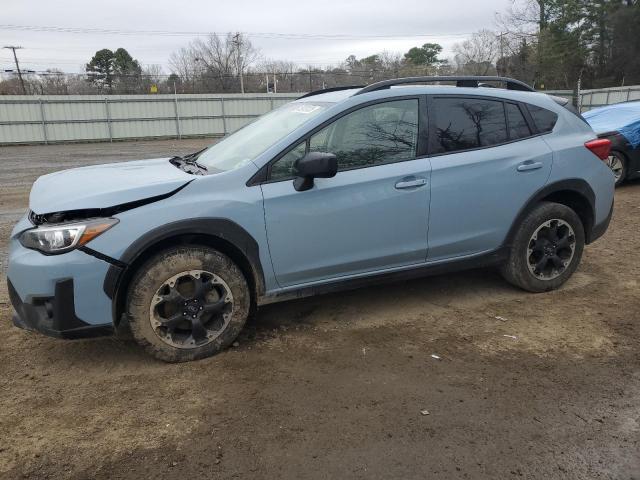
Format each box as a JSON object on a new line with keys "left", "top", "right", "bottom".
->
{"left": 0, "top": 139, "right": 638, "bottom": 480}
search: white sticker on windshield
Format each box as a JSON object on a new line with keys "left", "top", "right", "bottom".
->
{"left": 291, "top": 104, "right": 321, "bottom": 114}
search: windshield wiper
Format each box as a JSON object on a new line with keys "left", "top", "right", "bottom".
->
{"left": 183, "top": 147, "right": 207, "bottom": 160}
{"left": 169, "top": 154, "right": 208, "bottom": 175}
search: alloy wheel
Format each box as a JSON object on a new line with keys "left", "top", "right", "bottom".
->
{"left": 526, "top": 219, "right": 576, "bottom": 280}
{"left": 149, "top": 269, "right": 233, "bottom": 349}
{"left": 606, "top": 154, "right": 624, "bottom": 182}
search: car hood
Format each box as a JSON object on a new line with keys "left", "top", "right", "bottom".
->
{"left": 29, "top": 157, "right": 194, "bottom": 214}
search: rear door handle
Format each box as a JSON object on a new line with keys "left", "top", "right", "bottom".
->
{"left": 395, "top": 177, "right": 427, "bottom": 189}
{"left": 517, "top": 161, "right": 543, "bottom": 172}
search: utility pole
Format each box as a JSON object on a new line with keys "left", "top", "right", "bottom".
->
{"left": 497, "top": 32, "right": 506, "bottom": 77}
{"left": 576, "top": 75, "right": 582, "bottom": 112}
{"left": 232, "top": 32, "right": 244, "bottom": 94}
{"left": 4, "top": 45, "right": 26, "bottom": 94}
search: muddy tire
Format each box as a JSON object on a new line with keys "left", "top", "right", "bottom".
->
{"left": 501, "top": 202, "right": 585, "bottom": 293}
{"left": 126, "top": 246, "right": 250, "bottom": 362}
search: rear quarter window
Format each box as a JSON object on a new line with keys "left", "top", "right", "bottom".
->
{"left": 432, "top": 97, "right": 508, "bottom": 154}
{"left": 527, "top": 104, "right": 558, "bottom": 133}
{"left": 505, "top": 103, "right": 532, "bottom": 140}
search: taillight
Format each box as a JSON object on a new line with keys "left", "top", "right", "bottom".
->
{"left": 584, "top": 138, "right": 611, "bottom": 161}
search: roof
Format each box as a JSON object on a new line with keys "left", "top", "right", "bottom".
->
{"left": 296, "top": 76, "right": 535, "bottom": 104}
{"left": 297, "top": 84, "right": 554, "bottom": 111}
{"left": 295, "top": 88, "right": 360, "bottom": 103}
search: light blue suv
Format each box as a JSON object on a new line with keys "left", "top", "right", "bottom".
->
{"left": 7, "top": 76, "right": 615, "bottom": 362}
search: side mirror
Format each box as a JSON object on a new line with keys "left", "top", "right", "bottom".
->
{"left": 293, "top": 152, "right": 338, "bottom": 192}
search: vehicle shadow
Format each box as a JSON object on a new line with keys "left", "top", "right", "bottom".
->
{"left": 3, "top": 266, "right": 519, "bottom": 368}
{"left": 619, "top": 177, "right": 640, "bottom": 189}
{"left": 248, "top": 266, "right": 517, "bottom": 334}
{"left": 8, "top": 250, "right": 607, "bottom": 370}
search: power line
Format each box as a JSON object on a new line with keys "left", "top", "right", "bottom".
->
{"left": 0, "top": 23, "right": 473, "bottom": 39}
{"left": 4, "top": 69, "right": 428, "bottom": 78}
{"left": 1, "top": 56, "right": 351, "bottom": 66}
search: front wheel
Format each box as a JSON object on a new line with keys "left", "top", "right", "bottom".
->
{"left": 126, "top": 246, "right": 250, "bottom": 362}
{"left": 501, "top": 202, "right": 585, "bottom": 293}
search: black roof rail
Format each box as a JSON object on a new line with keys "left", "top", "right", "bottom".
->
{"left": 353, "top": 76, "right": 535, "bottom": 95}
{"left": 298, "top": 85, "right": 366, "bottom": 100}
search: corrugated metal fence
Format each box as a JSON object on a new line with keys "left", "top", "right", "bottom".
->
{"left": 545, "top": 85, "right": 640, "bottom": 111}
{"left": 2, "top": 86, "right": 640, "bottom": 145}
{"left": 0, "top": 93, "right": 298, "bottom": 145}
{"left": 579, "top": 86, "right": 640, "bottom": 111}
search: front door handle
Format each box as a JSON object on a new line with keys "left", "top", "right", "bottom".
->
{"left": 395, "top": 177, "right": 427, "bottom": 189}
{"left": 517, "top": 161, "right": 543, "bottom": 172}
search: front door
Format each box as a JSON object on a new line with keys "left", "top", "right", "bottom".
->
{"left": 261, "top": 98, "right": 431, "bottom": 287}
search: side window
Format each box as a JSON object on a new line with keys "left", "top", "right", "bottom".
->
{"left": 309, "top": 99, "right": 419, "bottom": 170}
{"left": 506, "top": 103, "right": 532, "bottom": 140}
{"left": 527, "top": 104, "right": 558, "bottom": 133}
{"left": 432, "top": 97, "right": 508, "bottom": 154}
{"left": 270, "top": 141, "right": 306, "bottom": 181}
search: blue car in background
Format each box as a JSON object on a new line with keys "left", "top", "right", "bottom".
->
{"left": 7, "top": 76, "right": 615, "bottom": 362}
{"left": 583, "top": 100, "right": 640, "bottom": 186}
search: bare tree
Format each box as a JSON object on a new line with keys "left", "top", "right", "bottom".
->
{"left": 169, "top": 33, "right": 260, "bottom": 93}
{"left": 192, "top": 34, "right": 236, "bottom": 91}
{"left": 453, "top": 30, "right": 500, "bottom": 75}
{"left": 377, "top": 51, "right": 404, "bottom": 73}
{"left": 37, "top": 69, "right": 69, "bottom": 94}
{"left": 257, "top": 59, "right": 297, "bottom": 92}
{"left": 139, "top": 64, "right": 164, "bottom": 93}
{"left": 496, "top": 0, "right": 549, "bottom": 33}
{"left": 169, "top": 46, "right": 199, "bottom": 89}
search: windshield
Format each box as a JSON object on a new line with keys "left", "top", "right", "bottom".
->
{"left": 196, "top": 102, "right": 330, "bottom": 172}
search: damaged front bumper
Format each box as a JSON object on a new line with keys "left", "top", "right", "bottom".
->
{"left": 7, "top": 216, "right": 116, "bottom": 339}
{"left": 8, "top": 278, "right": 113, "bottom": 339}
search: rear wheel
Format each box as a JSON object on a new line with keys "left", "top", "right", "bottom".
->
{"left": 606, "top": 151, "right": 627, "bottom": 187}
{"left": 126, "top": 246, "right": 250, "bottom": 362}
{"left": 501, "top": 202, "right": 585, "bottom": 292}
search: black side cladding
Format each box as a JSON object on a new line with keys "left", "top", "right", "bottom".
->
{"left": 103, "top": 218, "right": 266, "bottom": 326}
{"left": 504, "top": 179, "right": 598, "bottom": 245}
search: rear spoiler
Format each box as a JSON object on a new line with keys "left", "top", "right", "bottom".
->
{"left": 548, "top": 94, "right": 580, "bottom": 115}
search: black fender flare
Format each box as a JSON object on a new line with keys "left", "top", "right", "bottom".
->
{"left": 503, "top": 179, "right": 596, "bottom": 247}
{"left": 103, "top": 218, "right": 266, "bottom": 322}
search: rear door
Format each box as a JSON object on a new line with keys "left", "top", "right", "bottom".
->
{"left": 426, "top": 96, "right": 553, "bottom": 261}
{"left": 261, "top": 97, "right": 431, "bottom": 287}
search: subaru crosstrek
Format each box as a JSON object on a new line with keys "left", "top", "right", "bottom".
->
{"left": 7, "top": 76, "right": 615, "bottom": 362}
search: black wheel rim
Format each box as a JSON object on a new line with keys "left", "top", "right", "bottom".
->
{"left": 149, "top": 270, "right": 233, "bottom": 349}
{"left": 526, "top": 219, "right": 576, "bottom": 281}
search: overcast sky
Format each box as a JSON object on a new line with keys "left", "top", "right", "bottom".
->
{"left": 1, "top": 0, "right": 511, "bottom": 75}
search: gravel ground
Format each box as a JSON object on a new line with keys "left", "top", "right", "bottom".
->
{"left": 0, "top": 139, "right": 639, "bottom": 480}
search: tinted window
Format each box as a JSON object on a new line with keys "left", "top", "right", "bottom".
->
{"left": 270, "top": 141, "right": 306, "bottom": 181}
{"left": 309, "top": 99, "right": 418, "bottom": 170}
{"left": 506, "top": 103, "right": 531, "bottom": 140}
{"left": 432, "top": 98, "right": 508, "bottom": 153}
{"left": 527, "top": 104, "right": 558, "bottom": 133}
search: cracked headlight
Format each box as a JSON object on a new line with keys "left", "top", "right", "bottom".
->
{"left": 20, "top": 218, "right": 119, "bottom": 254}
